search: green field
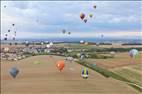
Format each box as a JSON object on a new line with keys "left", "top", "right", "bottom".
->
{"left": 112, "top": 68, "right": 142, "bottom": 87}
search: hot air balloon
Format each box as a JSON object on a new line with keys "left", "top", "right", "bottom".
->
{"left": 80, "top": 54, "right": 85, "bottom": 60}
{"left": 81, "top": 67, "right": 88, "bottom": 79}
{"left": 62, "top": 29, "right": 66, "bottom": 34}
{"left": 4, "top": 37, "right": 7, "bottom": 40}
{"left": 89, "top": 14, "right": 93, "bottom": 18}
{"left": 84, "top": 19, "right": 87, "bottom": 23}
{"left": 4, "top": 5, "right": 6, "bottom": 8}
{"left": 9, "top": 67, "right": 19, "bottom": 78}
{"left": 129, "top": 49, "right": 139, "bottom": 58}
{"left": 13, "top": 37, "right": 15, "bottom": 40}
{"left": 5, "top": 34, "right": 8, "bottom": 36}
{"left": 68, "top": 32, "right": 71, "bottom": 35}
{"left": 12, "top": 24, "right": 15, "bottom": 26}
{"left": 80, "top": 13, "right": 85, "bottom": 20}
{"left": 8, "top": 29, "right": 10, "bottom": 32}
{"left": 93, "top": 4, "right": 97, "bottom": 9}
{"left": 56, "top": 60, "right": 65, "bottom": 71}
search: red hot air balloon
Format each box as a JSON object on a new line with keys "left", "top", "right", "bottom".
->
{"left": 80, "top": 13, "right": 85, "bottom": 20}
{"left": 56, "top": 60, "right": 65, "bottom": 72}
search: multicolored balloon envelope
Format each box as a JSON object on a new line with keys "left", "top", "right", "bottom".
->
{"left": 9, "top": 67, "right": 19, "bottom": 78}
{"left": 56, "top": 60, "right": 65, "bottom": 71}
{"left": 81, "top": 68, "right": 89, "bottom": 79}
{"left": 129, "top": 49, "right": 139, "bottom": 58}
{"left": 80, "top": 13, "right": 85, "bottom": 20}
{"left": 89, "top": 14, "right": 93, "bottom": 18}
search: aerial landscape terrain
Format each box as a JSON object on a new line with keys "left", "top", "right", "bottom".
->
{"left": 1, "top": 1, "right": 142, "bottom": 94}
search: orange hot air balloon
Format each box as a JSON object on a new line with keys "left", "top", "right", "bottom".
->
{"left": 56, "top": 60, "right": 65, "bottom": 71}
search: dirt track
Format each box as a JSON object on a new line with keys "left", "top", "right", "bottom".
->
{"left": 1, "top": 55, "right": 139, "bottom": 94}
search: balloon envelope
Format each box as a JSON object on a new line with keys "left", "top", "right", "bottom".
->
{"left": 81, "top": 68, "right": 88, "bottom": 79}
{"left": 62, "top": 29, "right": 66, "bottom": 34}
{"left": 9, "top": 67, "right": 19, "bottom": 78}
{"left": 84, "top": 19, "right": 87, "bottom": 23}
{"left": 129, "top": 49, "right": 139, "bottom": 58}
{"left": 80, "top": 13, "right": 85, "bottom": 20}
{"left": 12, "top": 24, "right": 15, "bottom": 26}
{"left": 8, "top": 29, "right": 10, "bottom": 32}
{"left": 4, "top": 38, "right": 7, "bottom": 40}
{"left": 68, "top": 32, "right": 71, "bottom": 35}
{"left": 93, "top": 5, "right": 97, "bottom": 9}
{"left": 56, "top": 60, "right": 65, "bottom": 71}
{"left": 4, "top": 5, "right": 6, "bottom": 8}
{"left": 89, "top": 14, "right": 93, "bottom": 18}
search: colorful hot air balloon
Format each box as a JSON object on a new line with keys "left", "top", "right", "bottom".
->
{"left": 56, "top": 60, "right": 65, "bottom": 71}
{"left": 81, "top": 68, "right": 89, "bottom": 79}
{"left": 89, "top": 14, "right": 93, "bottom": 18}
{"left": 9, "top": 67, "right": 19, "bottom": 78}
{"left": 129, "top": 49, "right": 139, "bottom": 58}
{"left": 80, "top": 13, "right": 85, "bottom": 20}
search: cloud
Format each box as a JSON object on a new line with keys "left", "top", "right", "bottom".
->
{"left": 1, "top": 1, "right": 141, "bottom": 39}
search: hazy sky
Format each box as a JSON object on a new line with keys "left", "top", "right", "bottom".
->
{"left": 1, "top": 1, "right": 142, "bottom": 39}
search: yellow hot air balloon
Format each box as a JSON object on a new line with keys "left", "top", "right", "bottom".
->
{"left": 89, "top": 14, "right": 93, "bottom": 18}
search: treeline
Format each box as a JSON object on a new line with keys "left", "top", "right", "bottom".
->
{"left": 87, "top": 47, "right": 142, "bottom": 52}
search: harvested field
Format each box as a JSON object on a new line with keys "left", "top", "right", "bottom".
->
{"left": 1, "top": 55, "right": 139, "bottom": 94}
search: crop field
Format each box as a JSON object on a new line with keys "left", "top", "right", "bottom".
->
{"left": 1, "top": 55, "right": 139, "bottom": 94}
{"left": 86, "top": 52, "right": 142, "bottom": 69}
{"left": 111, "top": 63, "right": 142, "bottom": 87}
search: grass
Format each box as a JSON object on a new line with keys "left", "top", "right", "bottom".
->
{"left": 76, "top": 60, "right": 142, "bottom": 92}
{"left": 131, "top": 63, "right": 142, "bottom": 71}
{"left": 113, "top": 68, "right": 142, "bottom": 87}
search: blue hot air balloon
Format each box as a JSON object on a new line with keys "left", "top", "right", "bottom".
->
{"left": 9, "top": 67, "right": 19, "bottom": 78}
